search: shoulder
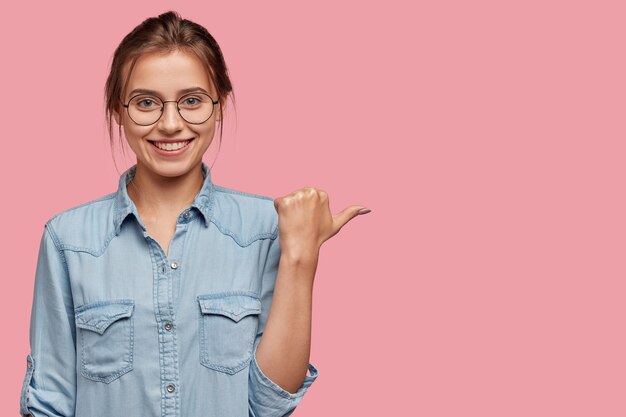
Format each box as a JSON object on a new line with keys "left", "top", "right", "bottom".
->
{"left": 210, "top": 184, "right": 278, "bottom": 246}
{"left": 44, "top": 192, "right": 117, "bottom": 254}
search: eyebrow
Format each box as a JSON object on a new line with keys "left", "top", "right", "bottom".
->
{"left": 127, "top": 87, "right": 211, "bottom": 97}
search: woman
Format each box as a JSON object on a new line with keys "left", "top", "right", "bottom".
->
{"left": 19, "top": 10, "right": 370, "bottom": 417}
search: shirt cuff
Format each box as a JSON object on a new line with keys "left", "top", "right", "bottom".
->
{"left": 249, "top": 349, "right": 318, "bottom": 416}
{"left": 19, "top": 354, "right": 35, "bottom": 416}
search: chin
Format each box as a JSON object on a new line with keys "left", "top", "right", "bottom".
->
{"left": 142, "top": 159, "right": 199, "bottom": 179}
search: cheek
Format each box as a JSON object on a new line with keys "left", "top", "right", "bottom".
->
{"left": 121, "top": 116, "right": 150, "bottom": 142}
{"left": 122, "top": 125, "right": 152, "bottom": 153}
{"left": 195, "top": 122, "right": 218, "bottom": 141}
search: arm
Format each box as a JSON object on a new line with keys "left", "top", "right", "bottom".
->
{"left": 20, "top": 223, "right": 77, "bottom": 417}
{"left": 248, "top": 233, "right": 319, "bottom": 417}
{"left": 254, "top": 248, "right": 317, "bottom": 394}
{"left": 248, "top": 187, "right": 368, "bottom": 416}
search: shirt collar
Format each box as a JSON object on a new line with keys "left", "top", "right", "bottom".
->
{"left": 113, "top": 162, "right": 214, "bottom": 235}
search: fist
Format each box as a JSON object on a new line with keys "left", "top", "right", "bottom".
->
{"left": 273, "top": 187, "right": 369, "bottom": 262}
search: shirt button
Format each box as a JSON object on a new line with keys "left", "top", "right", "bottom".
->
{"left": 164, "top": 322, "right": 173, "bottom": 331}
{"left": 166, "top": 384, "right": 175, "bottom": 393}
{"left": 170, "top": 261, "right": 178, "bottom": 269}
{"left": 183, "top": 211, "right": 191, "bottom": 220}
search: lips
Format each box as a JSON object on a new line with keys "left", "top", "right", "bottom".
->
{"left": 149, "top": 138, "right": 194, "bottom": 143}
{"left": 148, "top": 138, "right": 194, "bottom": 151}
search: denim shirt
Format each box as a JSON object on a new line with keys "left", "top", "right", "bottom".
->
{"left": 20, "top": 162, "right": 318, "bottom": 417}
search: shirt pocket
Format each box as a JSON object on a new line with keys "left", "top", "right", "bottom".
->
{"left": 197, "top": 292, "right": 262, "bottom": 375}
{"left": 74, "top": 299, "right": 135, "bottom": 383}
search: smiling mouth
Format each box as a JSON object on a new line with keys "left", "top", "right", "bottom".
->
{"left": 148, "top": 138, "right": 194, "bottom": 151}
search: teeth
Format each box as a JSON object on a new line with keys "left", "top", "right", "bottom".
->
{"left": 153, "top": 140, "right": 191, "bottom": 151}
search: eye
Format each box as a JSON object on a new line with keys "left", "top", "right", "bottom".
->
{"left": 138, "top": 98, "right": 157, "bottom": 108}
{"left": 130, "top": 95, "right": 161, "bottom": 110}
{"left": 181, "top": 96, "right": 202, "bottom": 107}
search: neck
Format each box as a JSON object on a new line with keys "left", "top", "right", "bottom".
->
{"left": 127, "top": 161, "right": 204, "bottom": 219}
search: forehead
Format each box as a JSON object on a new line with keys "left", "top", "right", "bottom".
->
{"left": 124, "top": 50, "right": 216, "bottom": 98}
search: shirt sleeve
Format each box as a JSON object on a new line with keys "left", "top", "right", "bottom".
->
{"left": 248, "top": 232, "right": 319, "bottom": 417}
{"left": 20, "top": 223, "right": 77, "bottom": 417}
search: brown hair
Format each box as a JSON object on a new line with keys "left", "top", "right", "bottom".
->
{"left": 104, "top": 10, "right": 234, "bottom": 165}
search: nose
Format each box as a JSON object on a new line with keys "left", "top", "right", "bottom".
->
{"left": 157, "top": 101, "right": 185, "bottom": 132}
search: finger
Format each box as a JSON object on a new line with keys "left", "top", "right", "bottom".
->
{"left": 332, "top": 205, "right": 369, "bottom": 233}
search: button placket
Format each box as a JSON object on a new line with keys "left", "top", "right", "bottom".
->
{"left": 152, "top": 215, "right": 184, "bottom": 413}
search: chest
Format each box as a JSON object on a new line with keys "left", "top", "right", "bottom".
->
{"left": 64, "top": 223, "right": 268, "bottom": 308}
{"left": 144, "top": 217, "right": 177, "bottom": 257}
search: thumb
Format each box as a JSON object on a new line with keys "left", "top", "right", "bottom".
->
{"left": 332, "top": 205, "right": 370, "bottom": 233}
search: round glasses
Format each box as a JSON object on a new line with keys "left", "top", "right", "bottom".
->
{"left": 122, "top": 92, "right": 219, "bottom": 126}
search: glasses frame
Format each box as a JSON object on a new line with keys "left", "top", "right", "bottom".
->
{"left": 122, "top": 92, "right": 220, "bottom": 126}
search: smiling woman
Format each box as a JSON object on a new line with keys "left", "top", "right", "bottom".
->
{"left": 20, "top": 9, "right": 369, "bottom": 417}
{"left": 114, "top": 51, "right": 219, "bottom": 180}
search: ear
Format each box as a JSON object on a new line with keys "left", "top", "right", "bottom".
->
{"left": 215, "top": 104, "right": 223, "bottom": 123}
{"left": 113, "top": 109, "right": 122, "bottom": 126}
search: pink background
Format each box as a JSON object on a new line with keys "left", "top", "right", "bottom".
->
{"left": 3, "top": 1, "right": 625, "bottom": 415}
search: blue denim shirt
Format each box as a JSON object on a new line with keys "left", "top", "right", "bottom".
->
{"left": 20, "top": 162, "right": 318, "bottom": 417}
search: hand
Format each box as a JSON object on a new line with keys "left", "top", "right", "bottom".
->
{"left": 273, "top": 187, "right": 370, "bottom": 264}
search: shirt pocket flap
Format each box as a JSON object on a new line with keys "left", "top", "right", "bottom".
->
{"left": 197, "top": 294, "right": 261, "bottom": 323}
{"left": 75, "top": 300, "right": 135, "bottom": 335}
